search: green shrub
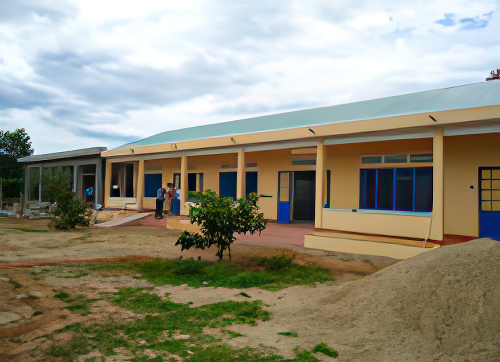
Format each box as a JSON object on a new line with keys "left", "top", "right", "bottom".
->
{"left": 44, "top": 169, "right": 92, "bottom": 229}
{"left": 176, "top": 190, "right": 266, "bottom": 260}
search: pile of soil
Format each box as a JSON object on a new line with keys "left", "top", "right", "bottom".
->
{"left": 307, "top": 238, "right": 500, "bottom": 361}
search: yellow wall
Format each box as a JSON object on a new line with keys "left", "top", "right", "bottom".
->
{"left": 139, "top": 149, "right": 317, "bottom": 219}
{"left": 325, "top": 138, "right": 433, "bottom": 209}
{"left": 444, "top": 133, "right": 500, "bottom": 236}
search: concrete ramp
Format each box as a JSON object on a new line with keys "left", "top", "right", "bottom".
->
{"left": 94, "top": 212, "right": 153, "bottom": 228}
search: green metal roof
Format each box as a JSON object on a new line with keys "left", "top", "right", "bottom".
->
{"left": 110, "top": 81, "right": 500, "bottom": 153}
{"left": 18, "top": 147, "right": 107, "bottom": 163}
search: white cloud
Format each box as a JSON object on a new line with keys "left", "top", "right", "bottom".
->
{"left": 1, "top": 0, "right": 499, "bottom": 153}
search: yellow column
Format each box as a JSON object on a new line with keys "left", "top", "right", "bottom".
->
{"left": 104, "top": 160, "right": 112, "bottom": 207}
{"left": 430, "top": 128, "right": 444, "bottom": 241}
{"left": 315, "top": 140, "right": 325, "bottom": 229}
{"left": 136, "top": 160, "right": 145, "bottom": 209}
{"left": 236, "top": 148, "right": 245, "bottom": 199}
{"left": 180, "top": 156, "right": 188, "bottom": 215}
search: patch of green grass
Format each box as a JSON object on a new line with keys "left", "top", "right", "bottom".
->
{"left": 277, "top": 331, "right": 298, "bottom": 337}
{"left": 311, "top": 342, "right": 339, "bottom": 358}
{"left": 50, "top": 287, "right": 339, "bottom": 361}
{"left": 223, "top": 330, "right": 244, "bottom": 339}
{"left": 90, "top": 255, "right": 333, "bottom": 291}
{"left": 49, "top": 287, "right": 275, "bottom": 361}
{"left": 238, "top": 292, "right": 251, "bottom": 298}
{"left": 9, "top": 227, "right": 49, "bottom": 233}
{"left": 54, "top": 290, "right": 98, "bottom": 316}
{"left": 8, "top": 279, "right": 22, "bottom": 289}
{"left": 55, "top": 269, "right": 90, "bottom": 278}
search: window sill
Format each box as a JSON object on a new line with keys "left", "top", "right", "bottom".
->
{"left": 325, "top": 208, "right": 432, "bottom": 218}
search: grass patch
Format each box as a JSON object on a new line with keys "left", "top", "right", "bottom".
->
{"left": 312, "top": 342, "right": 339, "bottom": 358}
{"left": 8, "top": 279, "right": 22, "bottom": 289}
{"left": 238, "top": 292, "right": 251, "bottom": 298}
{"left": 54, "top": 290, "right": 98, "bottom": 316}
{"left": 90, "top": 254, "right": 333, "bottom": 291}
{"left": 277, "top": 331, "right": 298, "bottom": 337}
{"left": 9, "top": 227, "right": 49, "bottom": 233}
{"left": 49, "top": 287, "right": 274, "bottom": 361}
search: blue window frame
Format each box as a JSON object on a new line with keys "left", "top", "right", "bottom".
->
{"left": 360, "top": 167, "right": 432, "bottom": 212}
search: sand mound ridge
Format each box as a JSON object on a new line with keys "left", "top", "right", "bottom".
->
{"left": 314, "top": 238, "right": 500, "bottom": 361}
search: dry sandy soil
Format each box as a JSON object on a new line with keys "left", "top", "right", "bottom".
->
{"left": 1, "top": 217, "right": 499, "bottom": 361}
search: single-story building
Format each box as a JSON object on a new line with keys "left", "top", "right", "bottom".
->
{"left": 19, "top": 147, "right": 107, "bottom": 207}
{"left": 102, "top": 81, "right": 500, "bottom": 258}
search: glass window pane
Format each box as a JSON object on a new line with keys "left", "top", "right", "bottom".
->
{"left": 125, "top": 164, "right": 134, "bottom": 197}
{"left": 110, "top": 164, "right": 121, "bottom": 197}
{"left": 377, "top": 169, "right": 393, "bottom": 210}
{"left": 492, "top": 180, "right": 500, "bottom": 189}
{"left": 415, "top": 167, "right": 433, "bottom": 212}
{"left": 396, "top": 168, "right": 413, "bottom": 211}
{"left": 279, "top": 172, "right": 290, "bottom": 202}
{"left": 482, "top": 190, "right": 492, "bottom": 201}
{"left": 482, "top": 169, "right": 492, "bottom": 179}
{"left": 361, "top": 156, "right": 382, "bottom": 164}
{"left": 410, "top": 154, "right": 433, "bottom": 163}
{"left": 492, "top": 191, "right": 500, "bottom": 200}
{"left": 29, "top": 167, "right": 40, "bottom": 201}
{"left": 482, "top": 180, "right": 491, "bottom": 190}
{"left": 492, "top": 202, "right": 500, "bottom": 211}
{"left": 188, "top": 173, "right": 197, "bottom": 192}
{"left": 492, "top": 170, "right": 500, "bottom": 179}
{"left": 385, "top": 155, "right": 408, "bottom": 163}
{"left": 482, "top": 201, "right": 492, "bottom": 211}
{"left": 360, "top": 169, "right": 376, "bottom": 208}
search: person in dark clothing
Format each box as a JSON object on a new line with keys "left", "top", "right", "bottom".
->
{"left": 155, "top": 187, "right": 166, "bottom": 219}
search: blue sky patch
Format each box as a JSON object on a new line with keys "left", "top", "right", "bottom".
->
{"left": 435, "top": 13, "right": 456, "bottom": 27}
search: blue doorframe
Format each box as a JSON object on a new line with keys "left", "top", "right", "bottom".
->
{"left": 479, "top": 167, "right": 500, "bottom": 240}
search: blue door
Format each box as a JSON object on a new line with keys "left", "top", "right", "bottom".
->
{"left": 278, "top": 171, "right": 291, "bottom": 223}
{"left": 479, "top": 168, "right": 500, "bottom": 240}
{"left": 219, "top": 172, "right": 237, "bottom": 199}
{"left": 246, "top": 172, "right": 258, "bottom": 198}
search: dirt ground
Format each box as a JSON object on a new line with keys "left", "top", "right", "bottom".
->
{"left": 0, "top": 216, "right": 395, "bottom": 361}
{"left": 3, "top": 217, "right": 497, "bottom": 361}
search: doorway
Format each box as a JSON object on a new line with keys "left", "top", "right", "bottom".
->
{"left": 277, "top": 171, "right": 316, "bottom": 223}
{"left": 479, "top": 167, "right": 500, "bottom": 240}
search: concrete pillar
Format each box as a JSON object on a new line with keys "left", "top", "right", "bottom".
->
{"left": 136, "top": 160, "right": 145, "bottom": 209}
{"left": 73, "top": 164, "right": 78, "bottom": 194}
{"left": 236, "top": 148, "right": 245, "bottom": 199}
{"left": 180, "top": 156, "right": 188, "bottom": 215}
{"left": 315, "top": 140, "right": 325, "bottom": 229}
{"left": 39, "top": 166, "right": 43, "bottom": 202}
{"left": 104, "top": 160, "right": 111, "bottom": 207}
{"left": 430, "top": 128, "right": 444, "bottom": 241}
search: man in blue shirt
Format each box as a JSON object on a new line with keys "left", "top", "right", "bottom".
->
{"left": 155, "top": 187, "right": 166, "bottom": 219}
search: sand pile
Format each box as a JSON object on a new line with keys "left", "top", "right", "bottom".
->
{"left": 312, "top": 238, "right": 500, "bottom": 361}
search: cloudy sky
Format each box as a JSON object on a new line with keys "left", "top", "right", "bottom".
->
{"left": 1, "top": 0, "right": 499, "bottom": 154}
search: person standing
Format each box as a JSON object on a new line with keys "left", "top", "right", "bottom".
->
{"left": 165, "top": 183, "right": 175, "bottom": 215}
{"left": 155, "top": 187, "right": 166, "bottom": 219}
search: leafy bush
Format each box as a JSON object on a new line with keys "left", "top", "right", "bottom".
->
{"left": 176, "top": 190, "right": 267, "bottom": 260}
{"left": 44, "top": 170, "right": 92, "bottom": 229}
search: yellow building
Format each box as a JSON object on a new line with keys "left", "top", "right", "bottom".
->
{"left": 102, "top": 81, "right": 500, "bottom": 258}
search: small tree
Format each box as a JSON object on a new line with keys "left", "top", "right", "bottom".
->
{"left": 44, "top": 170, "right": 92, "bottom": 229}
{"left": 0, "top": 128, "right": 34, "bottom": 159}
{"left": 175, "top": 189, "right": 267, "bottom": 260}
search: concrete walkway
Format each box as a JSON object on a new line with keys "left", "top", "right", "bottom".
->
{"left": 94, "top": 212, "right": 153, "bottom": 227}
